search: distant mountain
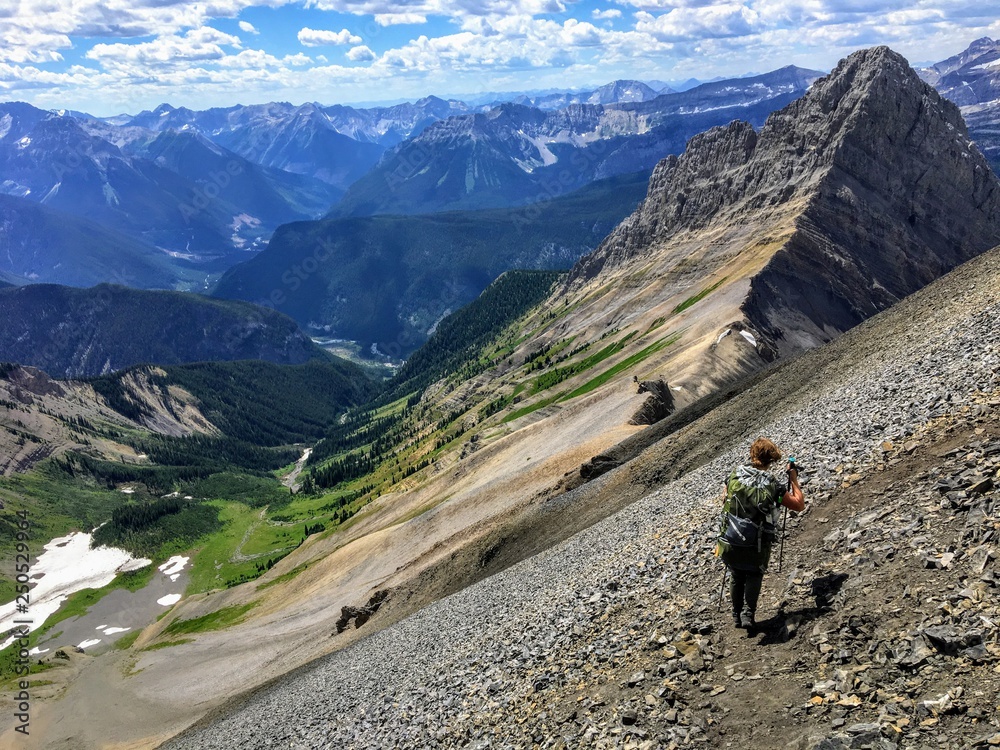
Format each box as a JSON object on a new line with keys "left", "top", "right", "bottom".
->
{"left": 919, "top": 36, "right": 1000, "bottom": 94}
{"left": 0, "top": 194, "right": 188, "bottom": 288}
{"left": 921, "top": 37, "right": 1000, "bottom": 171}
{"left": 113, "top": 97, "right": 473, "bottom": 189}
{"left": 334, "top": 66, "right": 821, "bottom": 216}
{"left": 213, "top": 171, "right": 651, "bottom": 354}
{"left": 0, "top": 102, "right": 237, "bottom": 260}
{"left": 512, "top": 80, "right": 664, "bottom": 110}
{"left": 0, "top": 284, "right": 327, "bottom": 378}
{"left": 0, "top": 102, "right": 341, "bottom": 274}
{"left": 124, "top": 129, "right": 342, "bottom": 234}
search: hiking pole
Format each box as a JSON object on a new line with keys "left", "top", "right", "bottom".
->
{"left": 779, "top": 456, "right": 797, "bottom": 573}
{"left": 717, "top": 566, "right": 728, "bottom": 611}
{"left": 778, "top": 506, "right": 787, "bottom": 573}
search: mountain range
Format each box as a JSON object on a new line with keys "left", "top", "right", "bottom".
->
{"left": 919, "top": 36, "right": 1000, "bottom": 171}
{"left": 0, "top": 102, "right": 340, "bottom": 279}
{"left": 213, "top": 171, "right": 651, "bottom": 353}
{"left": 0, "top": 193, "right": 186, "bottom": 288}
{"left": 508, "top": 80, "right": 669, "bottom": 110}
{"left": 334, "top": 66, "right": 822, "bottom": 216}
{"left": 4, "top": 41, "right": 1000, "bottom": 750}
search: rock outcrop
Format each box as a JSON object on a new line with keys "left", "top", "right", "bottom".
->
{"left": 628, "top": 378, "right": 676, "bottom": 426}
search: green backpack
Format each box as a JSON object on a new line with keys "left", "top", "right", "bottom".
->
{"left": 718, "top": 468, "right": 780, "bottom": 553}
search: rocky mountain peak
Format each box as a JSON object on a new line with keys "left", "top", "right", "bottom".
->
{"left": 571, "top": 44, "right": 997, "bottom": 292}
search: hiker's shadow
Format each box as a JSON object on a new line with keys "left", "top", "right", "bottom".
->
{"left": 755, "top": 572, "right": 849, "bottom": 645}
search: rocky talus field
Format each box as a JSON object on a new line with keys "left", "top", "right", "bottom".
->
{"left": 163, "top": 242, "right": 1000, "bottom": 749}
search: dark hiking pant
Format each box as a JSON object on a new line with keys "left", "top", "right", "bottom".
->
{"left": 729, "top": 567, "right": 763, "bottom": 619}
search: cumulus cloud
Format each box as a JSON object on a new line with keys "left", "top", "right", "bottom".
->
{"left": 1, "top": 0, "right": 293, "bottom": 40}
{"left": 307, "top": 0, "right": 565, "bottom": 21}
{"left": 346, "top": 45, "right": 377, "bottom": 62}
{"left": 3, "top": 0, "right": 1000, "bottom": 117}
{"left": 298, "top": 27, "right": 363, "bottom": 46}
{"left": 86, "top": 27, "right": 243, "bottom": 70}
{"left": 373, "top": 13, "right": 428, "bottom": 26}
{"left": 634, "top": 4, "right": 762, "bottom": 42}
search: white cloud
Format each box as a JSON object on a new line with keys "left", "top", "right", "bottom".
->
{"left": 373, "top": 13, "right": 428, "bottom": 26}
{"left": 634, "top": 4, "right": 762, "bottom": 42}
{"left": 306, "top": 0, "right": 565, "bottom": 21}
{"left": 561, "top": 19, "right": 604, "bottom": 46}
{"left": 2, "top": 0, "right": 999, "bottom": 117}
{"left": 346, "top": 45, "right": 377, "bottom": 62}
{"left": 298, "top": 27, "right": 363, "bottom": 46}
{"left": 0, "top": 0, "right": 293, "bottom": 40}
{"left": 217, "top": 49, "right": 313, "bottom": 68}
{"left": 0, "top": 28, "right": 73, "bottom": 63}
{"left": 239, "top": 20, "right": 259, "bottom": 34}
{"left": 86, "top": 28, "right": 243, "bottom": 70}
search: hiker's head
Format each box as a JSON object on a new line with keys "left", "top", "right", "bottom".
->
{"left": 749, "top": 437, "right": 782, "bottom": 469}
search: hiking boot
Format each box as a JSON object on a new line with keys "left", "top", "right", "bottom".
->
{"left": 740, "top": 608, "right": 756, "bottom": 631}
{"left": 732, "top": 611, "right": 744, "bottom": 629}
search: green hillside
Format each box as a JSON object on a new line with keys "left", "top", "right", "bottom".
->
{"left": 0, "top": 194, "right": 191, "bottom": 289}
{"left": 0, "top": 283, "right": 327, "bottom": 378}
{"left": 92, "top": 359, "right": 378, "bottom": 447}
{"left": 213, "top": 171, "right": 650, "bottom": 355}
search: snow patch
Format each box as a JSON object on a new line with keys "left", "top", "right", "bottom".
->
{"left": 157, "top": 593, "right": 182, "bottom": 607}
{"left": 102, "top": 182, "right": 120, "bottom": 206}
{"left": 0, "top": 532, "right": 151, "bottom": 650}
{"left": 77, "top": 639, "right": 101, "bottom": 649}
{"left": 103, "top": 626, "right": 131, "bottom": 635}
{"left": 739, "top": 330, "right": 758, "bottom": 347}
{"left": 158, "top": 555, "right": 189, "bottom": 582}
{"left": 715, "top": 329, "right": 732, "bottom": 344}
{"left": 42, "top": 182, "right": 61, "bottom": 203}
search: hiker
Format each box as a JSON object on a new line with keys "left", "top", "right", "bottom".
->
{"left": 717, "top": 437, "right": 805, "bottom": 630}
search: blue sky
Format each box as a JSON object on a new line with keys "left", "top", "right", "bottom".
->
{"left": 1, "top": 1, "right": 997, "bottom": 115}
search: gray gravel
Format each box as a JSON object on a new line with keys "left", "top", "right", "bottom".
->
{"left": 164, "top": 249, "right": 1000, "bottom": 749}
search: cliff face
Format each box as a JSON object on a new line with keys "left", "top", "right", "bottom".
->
{"left": 571, "top": 47, "right": 1000, "bottom": 356}
{"left": 746, "top": 47, "right": 1000, "bottom": 349}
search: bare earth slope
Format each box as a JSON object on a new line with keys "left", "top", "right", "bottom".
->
{"left": 161, "top": 244, "right": 1000, "bottom": 749}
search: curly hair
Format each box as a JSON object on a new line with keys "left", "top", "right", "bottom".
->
{"left": 749, "top": 437, "right": 782, "bottom": 469}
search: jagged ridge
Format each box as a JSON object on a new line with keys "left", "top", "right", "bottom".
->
{"left": 573, "top": 46, "right": 1000, "bottom": 356}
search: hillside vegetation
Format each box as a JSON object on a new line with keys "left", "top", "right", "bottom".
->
{"left": 213, "top": 172, "right": 650, "bottom": 352}
{"left": 0, "top": 283, "right": 329, "bottom": 378}
{"left": 91, "top": 359, "right": 377, "bottom": 447}
{"left": 0, "top": 194, "right": 190, "bottom": 289}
